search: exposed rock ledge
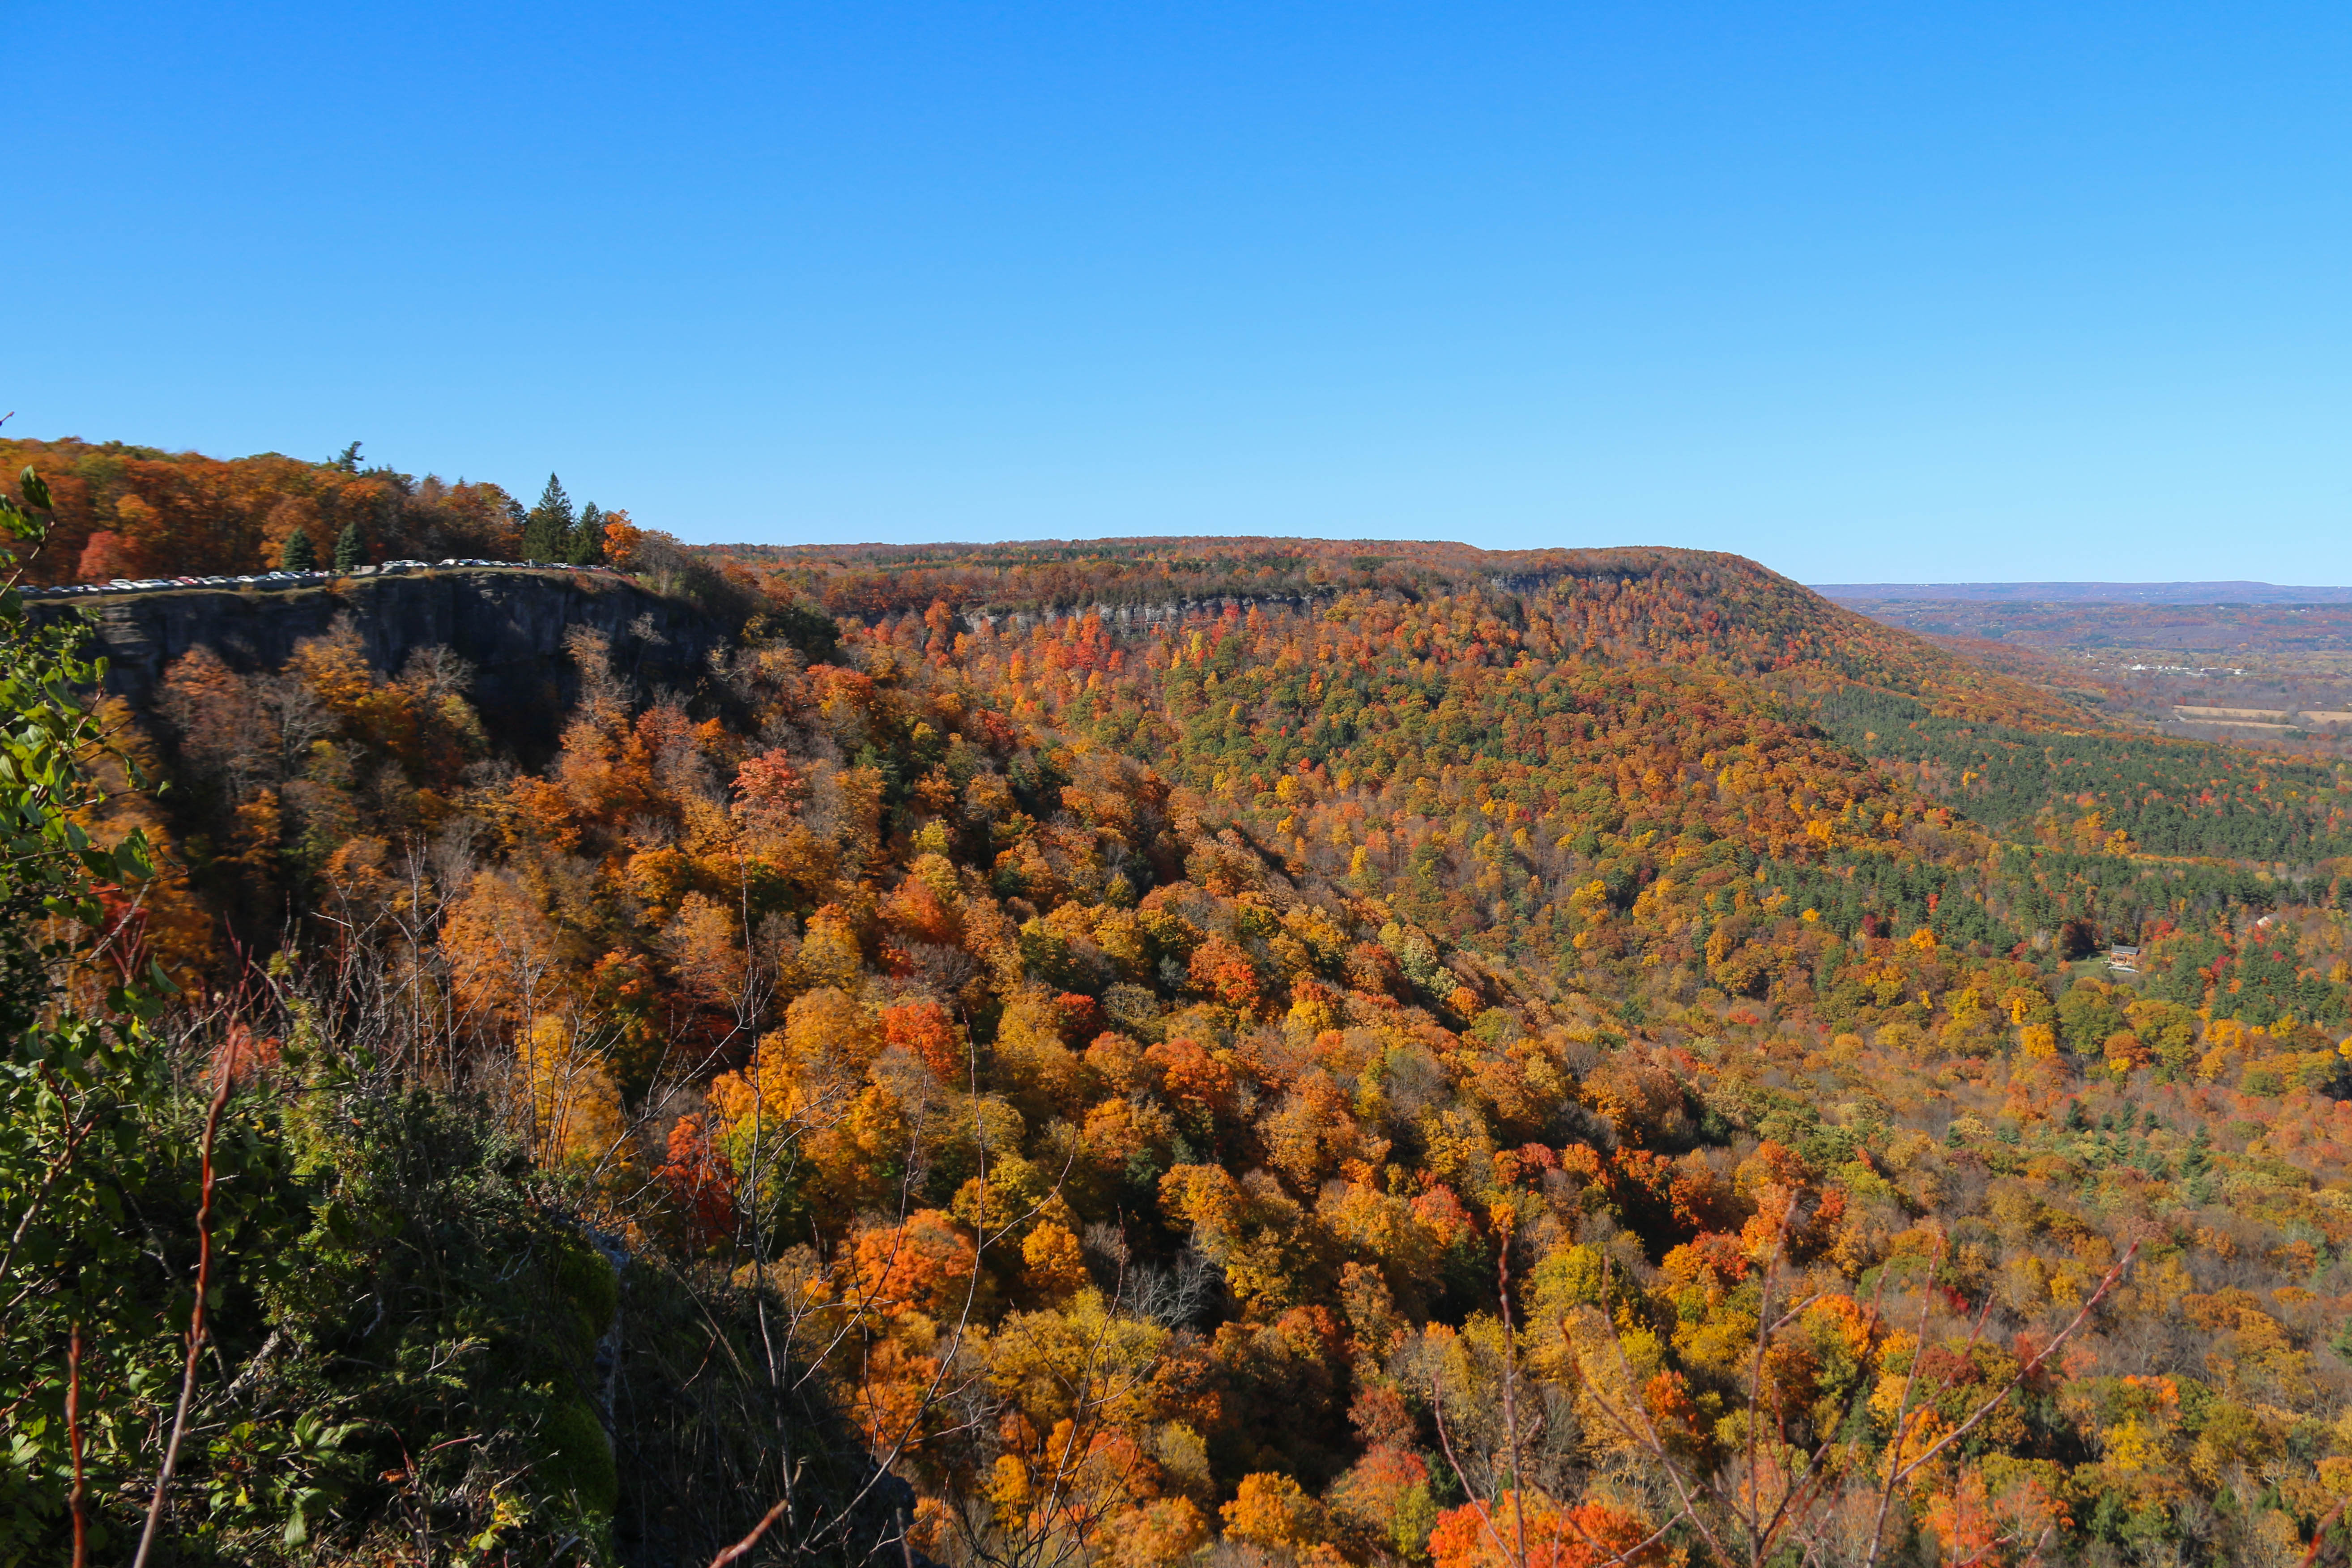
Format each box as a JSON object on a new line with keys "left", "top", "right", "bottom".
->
{"left": 32, "top": 570, "right": 729, "bottom": 749}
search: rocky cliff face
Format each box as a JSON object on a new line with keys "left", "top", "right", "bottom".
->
{"left": 34, "top": 570, "right": 730, "bottom": 748}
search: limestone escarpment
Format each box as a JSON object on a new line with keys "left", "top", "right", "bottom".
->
{"left": 34, "top": 570, "right": 730, "bottom": 747}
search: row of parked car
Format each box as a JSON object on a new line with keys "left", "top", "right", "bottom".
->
{"left": 15, "top": 560, "right": 623, "bottom": 600}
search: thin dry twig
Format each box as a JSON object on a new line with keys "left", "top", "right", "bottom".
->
{"left": 1431, "top": 1369, "right": 1520, "bottom": 1568}
{"left": 2299, "top": 1494, "right": 2350, "bottom": 1568}
{"left": 1888, "top": 1241, "right": 2139, "bottom": 1490}
{"left": 1743, "top": 1248, "right": 1900, "bottom": 1559}
{"left": 130, "top": 1053, "right": 234, "bottom": 1568}
{"left": 1427, "top": 1228, "right": 1633, "bottom": 1568}
{"left": 1500, "top": 1233, "right": 1527, "bottom": 1568}
{"left": 1862, "top": 1242, "right": 1947, "bottom": 1565}
{"left": 708, "top": 1496, "right": 792, "bottom": 1568}
{"left": 1743, "top": 1251, "right": 1772, "bottom": 1555}
{"left": 0, "top": 1083, "right": 97, "bottom": 1288}
{"left": 1569, "top": 1231, "right": 1917, "bottom": 1568}
{"left": 1580, "top": 1252, "right": 1740, "bottom": 1567}
{"left": 1428, "top": 1372, "right": 1635, "bottom": 1568}
{"left": 68, "top": 1321, "right": 88, "bottom": 1568}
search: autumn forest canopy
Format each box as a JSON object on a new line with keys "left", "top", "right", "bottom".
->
{"left": 14, "top": 437, "right": 2352, "bottom": 1568}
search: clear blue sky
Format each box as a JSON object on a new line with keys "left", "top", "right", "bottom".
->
{"left": 14, "top": 2, "right": 2350, "bottom": 581}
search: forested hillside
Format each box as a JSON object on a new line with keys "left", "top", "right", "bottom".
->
{"left": 0, "top": 437, "right": 642, "bottom": 581}
{"left": 14, "top": 454, "right": 2352, "bottom": 1568}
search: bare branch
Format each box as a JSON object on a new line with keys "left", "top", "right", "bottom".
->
{"left": 68, "top": 1322, "right": 87, "bottom": 1568}
{"left": 131, "top": 1052, "right": 235, "bottom": 1568}
{"left": 708, "top": 1496, "right": 791, "bottom": 1568}
{"left": 1889, "top": 1241, "right": 2138, "bottom": 1493}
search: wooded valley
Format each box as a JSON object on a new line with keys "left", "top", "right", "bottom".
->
{"left": 10, "top": 440, "right": 2352, "bottom": 1567}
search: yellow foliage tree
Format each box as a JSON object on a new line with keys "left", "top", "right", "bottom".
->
{"left": 1022, "top": 1221, "right": 1089, "bottom": 1302}
{"left": 519, "top": 1013, "right": 628, "bottom": 1172}
{"left": 1222, "top": 1470, "right": 1330, "bottom": 1553}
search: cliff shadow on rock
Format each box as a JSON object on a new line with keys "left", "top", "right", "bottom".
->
{"left": 32, "top": 571, "right": 733, "bottom": 758}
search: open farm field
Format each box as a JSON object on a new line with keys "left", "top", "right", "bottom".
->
{"left": 1841, "top": 597, "right": 2352, "bottom": 761}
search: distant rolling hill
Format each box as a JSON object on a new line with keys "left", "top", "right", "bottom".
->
{"left": 1834, "top": 599, "right": 2352, "bottom": 654}
{"left": 1815, "top": 580, "right": 2352, "bottom": 604}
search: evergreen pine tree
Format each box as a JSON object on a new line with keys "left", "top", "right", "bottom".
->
{"left": 568, "top": 502, "right": 605, "bottom": 566}
{"left": 523, "top": 474, "right": 573, "bottom": 562}
{"left": 280, "top": 529, "right": 316, "bottom": 571}
{"left": 333, "top": 518, "right": 363, "bottom": 572}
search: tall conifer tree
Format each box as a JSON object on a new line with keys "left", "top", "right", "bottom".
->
{"left": 569, "top": 502, "right": 605, "bottom": 565}
{"left": 523, "top": 474, "right": 573, "bottom": 562}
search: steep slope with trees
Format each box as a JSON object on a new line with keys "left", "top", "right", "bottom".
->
{"left": 13, "top": 448, "right": 2352, "bottom": 1566}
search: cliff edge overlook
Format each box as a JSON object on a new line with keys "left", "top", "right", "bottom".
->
{"left": 30, "top": 567, "right": 730, "bottom": 747}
